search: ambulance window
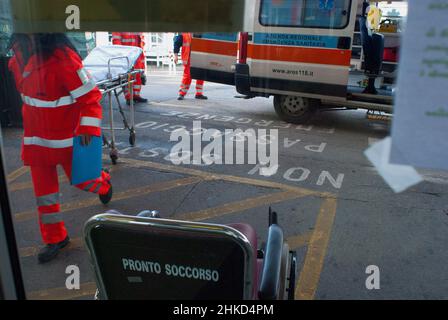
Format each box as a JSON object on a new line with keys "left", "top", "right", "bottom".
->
{"left": 260, "top": 0, "right": 352, "bottom": 29}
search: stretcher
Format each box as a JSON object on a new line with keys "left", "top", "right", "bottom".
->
{"left": 83, "top": 45, "right": 144, "bottom": 164}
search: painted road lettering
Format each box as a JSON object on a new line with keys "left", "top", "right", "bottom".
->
{"left": 135, "top": 119, "right": 328, "bottom": 154}
{"left": 111, "top": 144, "right": 346, "bottom": 190}
{"left": 157, "top": 111, "right": 335, "bottom": 134}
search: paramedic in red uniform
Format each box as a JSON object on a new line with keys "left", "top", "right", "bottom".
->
{"left": 173, "top": 33, "right": 208, "bottom": 100}
{"left": 8, "top": 33, "right": 113, "bottom": 263}
{"left": 111, "top": 32, "right": 148, "bottom": 104}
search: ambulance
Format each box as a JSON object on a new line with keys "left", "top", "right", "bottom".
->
{"left": 190, "top": 0, "right": 406, "bottom": 123}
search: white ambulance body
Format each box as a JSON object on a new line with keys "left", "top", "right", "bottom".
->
{"left": 191, "top": 0, "right": 402, "bottom": 123}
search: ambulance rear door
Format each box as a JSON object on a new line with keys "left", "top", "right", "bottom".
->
{"left": 190, "top": 33, "right": 239, "bottom": 85}
{"left": 247, "top": 0, "right": 358, "bottom": 101}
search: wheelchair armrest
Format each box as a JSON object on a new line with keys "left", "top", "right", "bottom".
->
{"left": 258, "top": 224, "right": 284, "bottom": 300}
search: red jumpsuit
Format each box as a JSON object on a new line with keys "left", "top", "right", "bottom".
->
{"left": 9, "top": 47, "right": 111, "bottom": 245}
{"left": 111, "top": 32, "right": 146, "bottom": 100}
{"left": 179, "top": 33, "right": 204, "bottom": 97}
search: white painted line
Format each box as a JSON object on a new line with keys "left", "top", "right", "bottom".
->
{"left": 368, "top": 137, "right": 380, "bottom": 146}
{"left": 152, "top": 102, "right": 203, "bottom": 110}
{"left": 420, "top": 170, "right": 448, "bottom": 185}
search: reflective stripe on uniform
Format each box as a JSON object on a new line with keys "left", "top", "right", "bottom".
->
{"left": 21, "top": 94, "right": 74, "bottom": 108}
{"left": 36, "top": 192, "right": 60, "bottom": 207}
{"left": 80, "top": 116, "right": 102, "bottom": 128}
{"left": 21, "top": 70, "right": 96, "bottom": 107}
{"left": 83, "top": 182, "right": 95, "bottom": 192}
{"left": 41, "top": 212, "right": 64, "bottom": 225}
{"left": 77, "top": 68, "right": 91, "bottom": 85}
{"left": 93, "top": 183, "right": 102, "bottom": 194}
{"left": 24, "top": 137, "right": 73, "bottom": 149}
{"left": 70, "top": 80, "right": 96, "bottom": 99}
{"left": 121, "top": 39, "right": 137, "bottom": 43}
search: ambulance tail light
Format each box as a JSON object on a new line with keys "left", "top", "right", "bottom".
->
{"left": 238, "top": 32, "right": 249, "bottom": 64}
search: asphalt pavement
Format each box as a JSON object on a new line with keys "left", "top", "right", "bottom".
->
{"left": 2, "top": 67, "right": 448, "bottom": 299}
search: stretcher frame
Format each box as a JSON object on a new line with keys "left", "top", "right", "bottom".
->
{"left": 93, "top": 56, "right": 143, "bottom": 165}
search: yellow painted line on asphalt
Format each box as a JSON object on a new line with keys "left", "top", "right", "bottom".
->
{"left": 14, "top": 176, "right": 202, "bottom": 223}
{"left": 295, "top": 197, "right": 338, "bottom": 300}
{"left": 18, "top": 193, "right": 311, "bottom": 258}
{"left": 286, "top": 231, "right": 313, "bottom": 250}
{"left": 20, "top": 237, "right": 84, "bottom": 258}
{"left": 180, "top": 191, "right": 305, "bottom": 222}
{"left": 24, "top": 231, "right": 314, "bottom": 299}
{"left": 6, "top": 166, "right": 29, "bottom": 183}
{"left": 20, "top": 230, "right": 313, "bottom": 259}
{"left": 27, "top": 282, "right": 97, "bottom": 300}
{"left": 116, "top": 157, "right": 324, "bottom": 198}
{"left": 9, "top": 175, "right": 67, "bottom": 192}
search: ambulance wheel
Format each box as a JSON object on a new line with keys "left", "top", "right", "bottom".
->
{"left": 129, "top": 130, "right": 136, "bottom": 146}
{"left": 274, "top": 95, "right": 318, "bottom": 124}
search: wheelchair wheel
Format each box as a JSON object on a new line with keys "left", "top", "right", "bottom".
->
{"left": 287, "top": 251, "right": 298, "bottom": 300}
{"left": 278, "top": 243, "right": 290, "bottom": 300}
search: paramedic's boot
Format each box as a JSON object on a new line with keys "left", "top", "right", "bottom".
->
{"left": 38, "top": 236, "right": 70, "bottom": 264}
{"left": 195, "top": 94, "right": 208, "bottom": 100}
{"left": 126, "top": 97, "right": 148, "bottom": 105}
{"left": 134, "top": 96, "right": 148, "bottom": 104}
{"left": 177, "top": 95, "right": 185, "bottom": 101}
{"left": 363, "top": 78, "right": 378, "bottom": 95}
{"left": 99, "top": 169, "right": 113, "bottom": 205}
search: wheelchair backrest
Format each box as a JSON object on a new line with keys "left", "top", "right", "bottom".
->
{"left": 84, "top": 214, "right": 254, "bottom": 300}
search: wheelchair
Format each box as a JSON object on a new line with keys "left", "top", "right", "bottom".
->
{"left": 83, "top": 208, "right": 298, "bottom": 300}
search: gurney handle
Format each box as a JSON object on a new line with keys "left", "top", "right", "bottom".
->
{"left": 107, "top": 56, "right": 130, "bottom": 79}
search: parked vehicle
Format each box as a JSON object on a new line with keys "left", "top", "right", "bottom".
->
{"left": 191, "top": 0, "right": 406, "bottom": 123}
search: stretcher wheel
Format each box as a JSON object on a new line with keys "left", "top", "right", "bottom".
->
{"left": 129, "top": 130, "right": 136, "bottom": 146}
{"left": 110, "top": 150, "right": 118, "bottom": 165}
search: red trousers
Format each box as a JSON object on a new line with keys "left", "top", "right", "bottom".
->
{"left": 30, "top": 163, "right": 111, "bottom": 244}
{"left": 124, "top": 72, "right": 142, "bottom": 100}
{"left": 179, "top": 63, "right": 204, "bottom": 97}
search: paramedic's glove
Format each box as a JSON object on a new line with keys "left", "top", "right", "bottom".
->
{"left": 142, "top": 74, "right": 147, "bottom": 86}
{"left": 80, "top": 134, "right": 92, "bottom": 146}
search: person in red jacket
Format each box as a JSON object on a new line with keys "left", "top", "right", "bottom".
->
{"left": 8, "top": 33, "right": 113, "bottom": 263}
{"left": 173, "top": 33, "right": 208, "bottom": 100}
{"left": 111, "top": 32, "right": 148, "bottom": 104}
